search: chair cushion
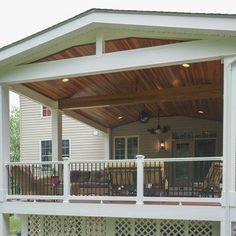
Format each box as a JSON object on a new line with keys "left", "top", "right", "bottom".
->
{"left": 70, "top": 171, "right": 90, "bottom": 183}
{"left": 89, "top": 171, "right": 110, "bottom": 183}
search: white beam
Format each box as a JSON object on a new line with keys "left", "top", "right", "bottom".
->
{"left": 52, "top": 109, "right": 62, "bottom": 161}
{"left": 64, "top": 110, "right": 107, "bottom": 133}
{"left": 0, "top": 85, "right": 9, "bottom": 203}
{"left": 1, "top": 201, "right": 224, "bottom": 221}
{"left": 1, "top": 39, "right": 236, "bottom": 84}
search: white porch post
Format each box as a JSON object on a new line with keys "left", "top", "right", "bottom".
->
{"left": 104, "top": 128, "right": 111, "bottom": 160}
{"left": 51, "top": 108, "right": 62, "bottom": 161}
{"left": 0, "top": 214, "right": 9, "bottom": 236}
{"left": 222, "top": 57, "right": 236, "bottom": 236}
{"left": 0, "top": 85, "right": 10, "bottom": 235}
{"left": 96, "top": 34, "right": 105, "bottom": 56}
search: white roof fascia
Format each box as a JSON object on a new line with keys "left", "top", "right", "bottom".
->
{"left": 1, "top": 9, "right": 236, "bottom": 67}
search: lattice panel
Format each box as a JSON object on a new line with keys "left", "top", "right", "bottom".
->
{"left": 28, "top": 215, "right": 42, "bottom": 236}
{"left": 135, "top": 219, "right": 157, "bottom": 236}
{"left": 160, "top": 220, "right": 185, "bottom": 236}
{"left": 28, "top": 215, "right": 219, "bottom": 236}
{"left": 84, "top": 217, "right": 106, "bottom": 236}
{"left": 64, "top": 216, "right": 83, "bottom": 236}
{"left": 43, "top": 216, "right": 63, "bottom": 236}
{"left": 188, "top": 221, "right": 213, "bottom": 236}
{"left": 115, "top": 218, "right": 132, "bottom": 236}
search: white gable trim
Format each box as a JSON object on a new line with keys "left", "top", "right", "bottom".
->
{"left": 1, "top": 10, "right": 236, "bottom": 66}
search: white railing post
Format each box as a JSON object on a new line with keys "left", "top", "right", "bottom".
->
{"left": 136, "top": 155, "right": 145, "bottom": 204}
{"left": 63, "top": 157, "right": 70, "bottom": 203}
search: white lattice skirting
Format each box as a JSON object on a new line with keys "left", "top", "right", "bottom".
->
{"left": 28, "top": 215, "right": 220, "bottom": 236}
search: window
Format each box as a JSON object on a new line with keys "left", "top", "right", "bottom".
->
{"left": 42, "top": 106, "right": 51, "bottom": 117}
{"left": 41, "top": 139, "right": 70, "bottom": 162}
{"left": 114, "top": 136, "right": 138, "bottom": 159}
{"left": 62, "top": 140, "right": 70, "bottom": 159}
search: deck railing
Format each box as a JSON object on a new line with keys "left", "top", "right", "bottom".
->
{"left": 6, "top": 156, "right": 223, "bottom": 204}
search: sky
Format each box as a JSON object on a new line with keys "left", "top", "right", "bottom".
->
{"left": 2, "top": 0, "right": 236, "bottom": 107}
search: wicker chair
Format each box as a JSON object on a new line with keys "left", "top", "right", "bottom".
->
{"left": 193, "top": 162, "right": 222, "bottom": 197}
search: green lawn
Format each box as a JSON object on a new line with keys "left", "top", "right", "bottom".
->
{"left": 10, "top": 216, "right": 20, "bottom": 235}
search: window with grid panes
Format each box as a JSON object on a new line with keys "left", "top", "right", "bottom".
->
{"left": 114, "top": 136, "right": 138, "bottom": 159}
{"left": 42, "top": 106, "right": 51, "bottom": 117}
{"left": 41, "top": 140, "right": 70, "bottom": 162}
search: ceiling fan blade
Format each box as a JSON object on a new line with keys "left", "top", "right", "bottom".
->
{"left": 162, "top": 126, "right": 171, "bottom": 133}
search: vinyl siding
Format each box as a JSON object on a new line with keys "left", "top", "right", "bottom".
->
{"left": 111, "top": 116, "right": 223, "bottom": 159}
{"left": 20, "top": 96, "right": 105, "bottom": 162}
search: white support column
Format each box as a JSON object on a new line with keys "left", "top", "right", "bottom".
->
{"left": 0, "top": 85, "right": 10, "bottom": 203}
{"left": 96, "top": 34, "right": 105, "bottom": 56}
{"left": 51, "top": 108, "right": 62, "bottom": 161}
{"left": 0, "top": 214, "right": 9, "bottom": 236}
{"left": 222, "top": 57, "right": 236, "bottom": 205}
{"left": 221, "top": 57, "right": 236, "bottom": 236}
{"left": 104, "top": 128, "right": 111, "bottom": 160}
{"left": 136, "top": 155, "right": 145, "bottom": 205}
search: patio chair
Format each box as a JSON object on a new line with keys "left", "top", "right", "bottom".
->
{"left": 108, "top": 162, "right": 137, "bottom": 196}
{"left": 70, "top": 170, "right": 112, "bottom": 196}
{"left": 10, "top": 165, "right": 61, "bottom": 195}
{"left": 193, "top": 162, "right": 222, "bottom": 197}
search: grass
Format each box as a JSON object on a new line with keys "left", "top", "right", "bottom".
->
{"left": 10, "top": 215, "right": 21, "bottom": 235}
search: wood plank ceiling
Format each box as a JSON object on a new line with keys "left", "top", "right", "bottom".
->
{"left": 24, "top": 37, "right": 223, "bottom": 128}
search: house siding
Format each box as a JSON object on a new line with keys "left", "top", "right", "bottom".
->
{"left": 111, "top": 116, "right": 223, "bottom": 159}
{"left": 20, "top": 96, "right": 105, "bottom": 162}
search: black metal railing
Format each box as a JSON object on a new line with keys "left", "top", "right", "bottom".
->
{"left": 8, "top": 163, "right": 64, "bottom": 195}
{"left": 6, "top": 158, "right": 222, "bottom": 201}
{"left": 70, "top": 161, "right": 137, "bottom": 196}
{"left": 143, "top": 160, "right": 222, "bottom": 198}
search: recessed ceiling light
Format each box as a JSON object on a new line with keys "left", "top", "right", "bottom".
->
{"left": 198, "top": 110, "right": 204, "bottom": 114}
{"left": 117, "top": 116, "right": 123, "bottom": 120}
{"left": 62, "top": 78, "right": 69, "bottom": 82}
{"left": 182, "top": 63, "right": 190, "bottom": 68}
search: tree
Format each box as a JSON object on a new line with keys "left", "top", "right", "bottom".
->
{"left": 10, "top": 106, "right": 20, "bottom": 162}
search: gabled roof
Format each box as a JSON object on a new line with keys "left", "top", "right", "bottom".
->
{"left": 3, "top": 9, "right": 236, "bottom": 50}
{"left": 0, "top": 9, "right": 229, "bottom": 129}
{"left": 1, "top": 8, "right": 236, "bottom": 71}
{"left": 1, "top": 8, "right": 236, "bottom": 53}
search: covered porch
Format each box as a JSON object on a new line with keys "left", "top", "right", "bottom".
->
{"left": 4, "top": 36, "right": 225, "bottom": 205}
{"left": 2, "top": 9, "right": 236, "bottom": 236}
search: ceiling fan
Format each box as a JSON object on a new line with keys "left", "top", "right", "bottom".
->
{"left": 147, "top": 109, "right": 170, "bottom": 134}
